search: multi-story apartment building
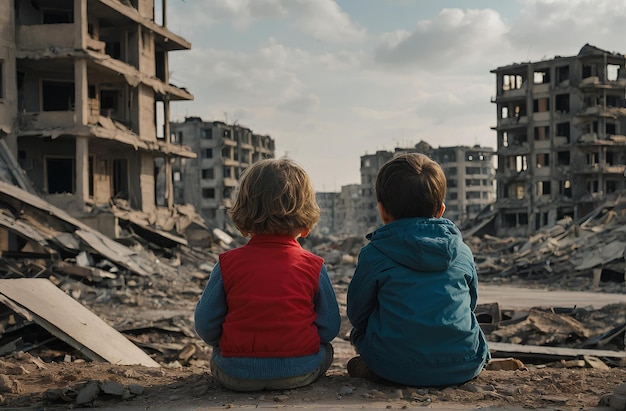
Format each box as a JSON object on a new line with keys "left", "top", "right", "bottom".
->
{"left": 0, "top": 0, "right": 194, "bottom": 222}
{"left": 491, "top": 44, "right": 626, "bottom": 236}
{"left": 430, "top": 146, "right": 496, "bottom": 223}
{"left": 171, "top": 117, "right": 275, "bottom": 230}
{"left": 315, "top": 191, "right": 339, "bottom": 235}
{"left": 316, "top": 143, "right": 496, "bottom": 237}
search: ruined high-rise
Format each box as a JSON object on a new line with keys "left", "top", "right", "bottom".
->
{"left": 491, "top": 44, "right": 626, "bottom": 236}
{"left": 0, "top": 0, "right": 194, "bottom": 222}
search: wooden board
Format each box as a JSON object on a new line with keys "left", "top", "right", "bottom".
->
{"left": 0, "top": 278, "right": 159, "bottom": 367}
{"left": 489, "top": 341, "right": 626, "bottom": 359}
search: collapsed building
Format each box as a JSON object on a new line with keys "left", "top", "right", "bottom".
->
{"left": 491, "top": 44, "right": 626, "bottom": 237}
{"left": 0, "top": 0, "right": 197, "bottom": 245}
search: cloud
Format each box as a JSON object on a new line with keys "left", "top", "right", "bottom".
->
{"left": 287, "top": 0, "right": 367, "bottom": 43}
{"left": 278, "top": 93, "right": 320, "bottom": 114}
{"left": 373, "top": 8, "right": 508, "bottom": 71}
{"left": 505, "top": 0, "right": 626, "bottom": 61}
{"left": 168, "top": 0, "right": 364, "bottom": 43}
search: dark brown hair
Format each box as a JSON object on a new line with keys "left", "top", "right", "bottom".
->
{"left": 228, "top": 158, "right": 320, "bottom": 235}
{"left": 375, "top": 153, "right": 446, "bottom": 219}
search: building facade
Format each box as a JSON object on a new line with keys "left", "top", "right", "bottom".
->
{"left": 0, "top": 0, "right": 194, "bottom": 217}
{"left": 430, "top": 146, "right": 496, "bottom": 223}
{"left": 171, "top": 117, "right": 275, "bottom": 230}
{"left": 316, "top": 143, "right": 496, "bottom": 237}
{"left": 491, "top": 44, "right": 626, "bottom": 236}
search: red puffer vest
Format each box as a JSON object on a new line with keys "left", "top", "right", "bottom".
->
{"left": 219, "top": 235, "right": 323, "bottom": 358}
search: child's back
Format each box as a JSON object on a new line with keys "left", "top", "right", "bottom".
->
{"left": 346, "top": 153, "right": 490, "bottom": 387}
{"left": 194, "top": 158, "right": 341, "bottom": 391}
{"left": 347, "top": 217, "right": 489, "bottom": 386}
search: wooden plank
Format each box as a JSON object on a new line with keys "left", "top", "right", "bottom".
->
{"left": 0, "top": 278, "right": 159, "bottom": 367}
{"left": 489, "top": 341, "right": 626, "bottom": 359}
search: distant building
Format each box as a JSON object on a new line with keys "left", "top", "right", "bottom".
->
{"left": 430, "top": 146, "right": 496, "bottom": 223}
{"left": 491, "top": 44, "right": 626, "bottom": 236}
{"left": 315, "top": 191, "right": 340, "bottom": 235}
{"left": 316, "top": 143, "right": 496, "bottom": 237}
{"left": 171, "top": 117, "right": 275, "bottom": 230}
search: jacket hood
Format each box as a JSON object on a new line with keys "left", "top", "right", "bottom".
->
{"left": 366, "top": 218, "right": 460, "bottom": 272}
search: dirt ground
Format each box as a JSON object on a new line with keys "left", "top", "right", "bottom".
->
{"left": 2, "top": 339, "right": 625, "bottom": 410}
{"left": 2, "top": 259, "right": 626, "bottom": 409}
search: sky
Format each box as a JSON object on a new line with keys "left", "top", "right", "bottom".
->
{"left": 165, "top": 0, "right": 626, "bottom": 192}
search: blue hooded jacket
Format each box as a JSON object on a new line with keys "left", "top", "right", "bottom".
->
{"left": 347, "top": 217, "right": 490, "bottom": 386}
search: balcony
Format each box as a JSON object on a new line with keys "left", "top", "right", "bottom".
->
{"left": 492, "top": 85, "right": 528, "bottom": 102}
{"left": 17, "top": 24, "right": 74, "bottom": 51}
{"left": 533, "top": 112, "right": 550, "bottom": 122}
{"left": 497, "top": 116, "right": 529, "bottom": 128}
{"left": 19, "top": 111, "right": 75, "bottom": 131}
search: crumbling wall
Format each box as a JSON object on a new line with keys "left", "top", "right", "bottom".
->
{"left": 17, "top": 24, "right": 74, "bottom": 50}
{"left": 137, "top": 85, "right": 156, "bottom": 142}
{"left": 0, "top": 2, "right": 17, "bottom": 144}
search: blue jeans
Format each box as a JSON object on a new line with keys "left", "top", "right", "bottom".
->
{"left": 210, "top": 343, "right": 334, "bottom": 391}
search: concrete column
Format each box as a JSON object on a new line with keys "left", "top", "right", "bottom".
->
{"left": 74, "top": 0, "right": 87, "bottom": 50}
{"left": 76, "top": 136, "right": 89, "bottom": 209}
{"left": 74, "top": 0, "right": 89, "bottom": 211}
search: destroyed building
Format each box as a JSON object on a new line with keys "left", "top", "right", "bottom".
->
{"left": 170, "top": 117, "right": 275, "bottom": 230}
{"left": 0, "top": 0, "right": 195, "bottom": 240}
{"left": 491, "top": 44, "right": 626, "bottom": 236}
{"left": 317, "top": 143, "right": 496, "bottom": 236}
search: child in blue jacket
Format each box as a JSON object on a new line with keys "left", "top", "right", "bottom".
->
{"left": 346, "top": 153, "right": 490, "bottom": 387}
{"left": 195, "top": 158, "right": 341, "bottom": 391}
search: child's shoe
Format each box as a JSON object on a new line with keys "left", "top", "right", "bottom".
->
{"left": 347, "top": 356, "right": 382, "bottom": 382}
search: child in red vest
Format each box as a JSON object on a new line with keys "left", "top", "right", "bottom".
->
{"left": 194, "top": 158, "right": 341, "bottom": 391}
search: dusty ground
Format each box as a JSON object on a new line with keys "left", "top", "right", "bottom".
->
{"left": 2, "top": 253, "right": 626, "bottom": 409}
{"left": 2, "top": 339, "right": 625, "bottom": 410}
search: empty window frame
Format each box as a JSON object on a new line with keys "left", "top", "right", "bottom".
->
{"left": 502, "top": 74, "right": 523, "bottom": 91}
{"left": 0, "top": 60, "right": 4, "bottom": 100}
{"left": 201, "top": 168, "right": 214, "bottom": 179}
{"left": 504, "top": 212, "right": 528, "bottom": 227}
{"left": 506, "top": 182, "right": 525, "bottom": 199}
{"left": 557, "top": 151, "right": 570, "bottom": 166}
{"left": 559, "top": 180, "right": 572, "bottom": 198}
{"left": 113, "top": 159, "right": 129, "bottom": 200}
{"left": 555, "top": 94, "right": 570, "bottom": 113}
{"left": 46, "top": 157, "right": 74, "bottom": 194}
{"left": 556, "top": 122, "right": 570, "bottom": 141}
{"left": 556, "top": 65, "right": 570, "bottom": 83}
{"left": 507, "top": 155, "right": 527, "bottom": 172}
{"left": 534, "top": 126, "right": 549, "bottom": 141}
{"left": 42, "top": 81, "right": 75, "bottom": 111}
{"left": 587, "top": 180, "right": 600, "bottom": 193}
{"left": 534, "top": 69, "right": 550, "bottom": 84}
{"left": 536, "top": 153, "right": 550, "bottom": 168}
{"left": 607, "top": 64, "right": 620, "bottom": 81}
{"left": 537, "top": 181, "right": 551, "bottom": 196}
{"left": 533, "top": 97, "right": 550, "bottom": 113}
{"left": 42, "top": 8, "right": 73, "bottom": 24}
{"left": 202, "top": 188, "right": 215, "bottom": 199}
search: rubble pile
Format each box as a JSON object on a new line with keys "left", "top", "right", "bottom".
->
{"left": 467, "top": 195, "right": 626, "bottom": 293}
{"left": 0, "top": 182, "right": 624, "bottom": 373}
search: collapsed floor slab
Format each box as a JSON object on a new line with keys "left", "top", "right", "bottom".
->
{"left": 0, "top": 278, "right": 159, "bottom": 367}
